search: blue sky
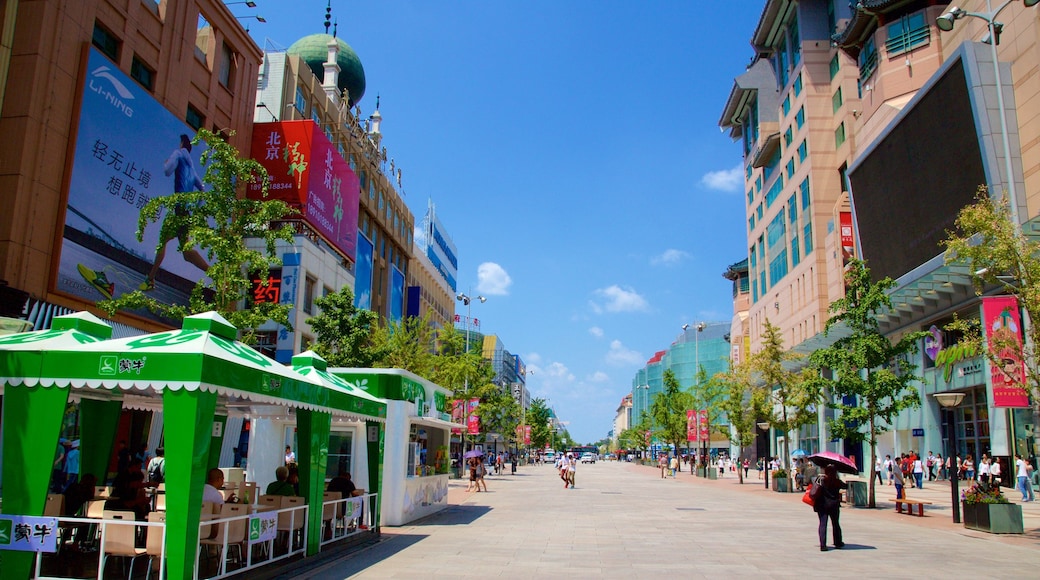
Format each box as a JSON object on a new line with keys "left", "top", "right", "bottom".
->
{"left": 251, "top": 1, "right": 766, "bottom": 443}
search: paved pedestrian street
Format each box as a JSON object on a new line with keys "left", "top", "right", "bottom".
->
{"left": 284, "top": 461, "right": 1040, "bottom": 579}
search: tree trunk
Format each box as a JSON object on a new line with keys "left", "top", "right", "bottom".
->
{"left": 868, "top": 418, "right": 877, "bottom": 509}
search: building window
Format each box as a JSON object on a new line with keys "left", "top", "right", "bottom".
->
{"left": 795, "top": 107, "right": 804, "bottom": 130}
{"left": 757, "top": 203, "right": 764, "bottom": 221}
{"left": 303, "top": 276, "right": 316, "bottom": 315}
{"left": 832, "top": 87, "right": 843, "bottom": 113}
{"left": 294, "top": 87, "right": 307, "bottom": 114}
{"left": 769, "top": 249, "right": 789, "bottom": 286}
{"left": 786, "top": 159, "right": 795, "bottom": 179}
{"left": 92, "top": 22, "right": 120, "bottom": 61}
{"left": 186, "top": 105, "right": 204, "bottom": 131}
{"left": 803, "top": 221, "right": 814, "bottom": 255}
{"left": 886, "top": 13, "right": 929, "bottom": 57}
{"left": 195, "top": 13, "right": 211, "bottom": 64}
{"left": 791, "top": 234, "right": 801, "bottom": 267}
{"left": 788, "top": 195, "right": 798, "bottom": 225}
{"left": 782, "top": 95, "right": 791, "bottom": 117}
{"left": 859, "top": 35, "right": 878, "bottom": 82}
{"left": 789, "top": 13, "right": 801, "bottom": 67}
{"left": 749, "top": 216, "right": 755, "bottom": 233}
{"left": 776, "top": 36, "right": 789, "bottom": 88}
{"left": 829, "top": 54, "right": 840, "bottom": 80}
{"left": 765, "top": 175, "right": 784, "bottom": 208}
{"left": 800, "top": 178, "right": 811, "bottom": 211}
{"left": 784, "top": 127, "right": 793, "bottom": 147}
{"left": 793, "top": 73, "right": 802, "bottom": 97}
{"left": 130, "top": 56, "right": 155, "bottom": 91}
{"left": 747, "top": 189, "right": 754, "bottom": 206}
{"left": 835, "top": 122, "right": 846, "bottom": 148}
{"left": 218, "top": 43, "right": 237, "bottom": 89}
{"left": 797, "top": 141, "right": 807, "bottom": 162}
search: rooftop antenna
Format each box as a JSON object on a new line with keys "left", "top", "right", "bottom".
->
{"left": 323, "top": 0, "right": 332, "bottom": 35}
{"left": 333, "top": 20, "right": 338, "bottom": 38}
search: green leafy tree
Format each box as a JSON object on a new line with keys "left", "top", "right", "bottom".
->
{"left": 616, "top": 427, "right": 646, "bottom": 457}
{"left": 433, "top": 325, "right": 496, "bottom": 450}
{"left": 714, "top": 359, "right": 768, "bottom": 484}
{"left": 943, "top": 187, "right": 1040, "bottom": 447}
{"left": 808, "top": 259, "right": 927, "bottom": 507}
{"left": 690, "top": 364, "right": 728, "bottom": 467}
{"left": 305, "top": 287, "right": 385, "bottom": 367}
{"left": 98, "top": 129, "right": 296, "bottom": 341}
{"left": 371, "top": 312, "right": 437, "bottom": 375}
{"left": 527, "top": 398, "right": 553, "bottom": 450}
{"left": 752, "top": 320, "right": 817, "bottom": 492}
{"left": 651, "top": 369, "right": 695, "bottom": 471}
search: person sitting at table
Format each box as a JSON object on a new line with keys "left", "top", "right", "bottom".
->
{"left": 327, "top": 470, "right": 356, "bottom": 497}
{"left": 107, "top": 458, "right": 154, "bottom": 520}
{"left": 203, "top": 468, "right": 235, "bottom": 506}
{"left": 266, "top": 466, "right": 296, "bottom": 496}
{"left": 63, "top": 473, "right": 98, "bottom": 516}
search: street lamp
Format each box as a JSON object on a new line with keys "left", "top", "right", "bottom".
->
{"left": 758, "top": 421, "right": 771, "bottom": 490}
{"left": 687, "top": 322, "right": 707, "bottom": 468}
{"left": 937, "top": 0, "right": 1040, "bottom": 229}
{"left": 637, "top": 384, "right": 650, "bottom": 460}
{"left": 934, "top": 392, "right": 967, "bottom": 523}
{"left": 455, "top": 292, "right": 487, "bottom": 454}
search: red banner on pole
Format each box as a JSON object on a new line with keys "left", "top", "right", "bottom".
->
{"left": 982, "top": 296, "right": 1031, "bottom": 407}
{"left": 697, "top": 410, "right": 710, "bottom": 442}
{"left": 467, "top": 398, "right": 481, "bottom": 434}
{"left": 686, "top": 410, "right": 697, "bottom": 442}
{"left": 524, "top": 425, "right": 531, "bottom": 445}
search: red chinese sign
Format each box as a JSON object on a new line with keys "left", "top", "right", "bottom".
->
{"left": 697, "top": 410, "right": 710, "bottom": 442}
{"left": 982, "top": 296, "right": 1031, "bottom": 407}
{"left": 249, "top": 268, "right": 282, "bottom": 304}
{"left": 839, "top": 211, "right": 855, "bottom": 267}
{"left": 467, "top": 398, "right": 480, "bottom": 435}
{"left": 686, "top": 410, "right": 696, "bottom": 442}
{"left": 249, "top": 121, "right": 360, "bottom": 262}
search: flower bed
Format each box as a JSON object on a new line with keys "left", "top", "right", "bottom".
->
{"left": 961, "top": 482, "right": 1023, "bottom": 534}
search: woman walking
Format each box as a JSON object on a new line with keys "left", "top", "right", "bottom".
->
{"left": 814, "top": 464, "right": 848, "bottom": 551}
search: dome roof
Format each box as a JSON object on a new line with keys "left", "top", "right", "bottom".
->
{"left": 287, "top": 34, "right": 366, "bottom": 107}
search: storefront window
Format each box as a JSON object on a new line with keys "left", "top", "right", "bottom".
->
{"left": 326, "top": 430, "right": 353, "bottom": 481}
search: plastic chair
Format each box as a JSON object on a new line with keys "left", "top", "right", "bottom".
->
{"left": 154, "top": 491, "right": 166, "bottom": 512}
{"left": 200, "top": 503, "right": 248, "bottom": 573}
{"left": 240, "top": 482, "right": 258, "bottom": 505}
{"left": 101, "top": 510, "right": 146, "bottom": 579}
{"left": 145, "top": 511, "right": 165, "bottom": 580}
{"left": 276, "top": 496, "right": 306, "bottom": 551}
{"left": 44, "top": 494, "right": 65, "bottom": 517}
{"left": 322, "top": 492, "right": 341, "bottom": 538}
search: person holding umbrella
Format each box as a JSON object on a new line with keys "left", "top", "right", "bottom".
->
{"left": 814, "top": 464, "right": 847, "bottom": 551}
{"left": 464, "top": 449, "right": 483, "bottom": 492}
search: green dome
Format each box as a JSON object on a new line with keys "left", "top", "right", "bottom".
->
{"left": 287, "top": 34, "right": 366, "bottom": 107}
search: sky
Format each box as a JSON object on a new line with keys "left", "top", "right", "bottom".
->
{"left": 247, "top": 0, "right": 767, "bottom": 443}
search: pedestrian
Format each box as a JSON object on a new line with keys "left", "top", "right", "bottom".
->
{"left": 884, "top": 454, "right": 894, "bottom": 486}
{"left": 757, "top": 458, "right": 764, "bottom": 479}
{"left": 567, "top": 453, "right": 577, "bottom": 488}
{"left": 913, "top": 455, "right": 924, "bottom": 489}
{"left": 963, "top": 455, "right": 975, "bottom": 481}
{"left": 927, "top": 451, "right": 936, "bottom": 481}
{"left": 477, "top": 458, "right": 489, "bottom": 492}
{"left": 979, "top": 454, "right": 991, "bottom": 483}
{"left": 466, "top": 455, "right": 480, "bottom": 492}
{"left": 669, "top": 455, "right": 678, "bottom": 478}
{"left": 814, "top": 464, "right": 847, "bottom": 551}
{"left": 659, "top": 453, "right": 668, "bottom": 479}
{"left": 990, "top": 456, "right": 1002, "bottom": 486}
{"left": 284, "top": 445, "right": 297, "bottom": 466}
{"left": 1015, "top": 454, "right": 1032, "bottom": 501}
{"left": 743, "top": 458, "right": 750, "bottom": 478}
{"left": 893, "top": 457, "right": 905, "bottom": 499}
{"left": 147, "top": 446, "right": 166, "bottom": 484}
{"left": 52, "top": 439, "right": 69, "bottom": 493}
{"left": 874, "top": 457, "right": 884, "bottom": 486}
{"left": 62, "top": 440, "right": 81, "bottom": 493}
{"left": 718, "top": 457, "right": 725, "bottom": 478}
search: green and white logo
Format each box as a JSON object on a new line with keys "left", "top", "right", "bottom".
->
{"left": 99, "top": 355, "right": 117, "bottom": 375}
{"left": 0, "top": 518, "right": 11, "bottom": 545}
{"left": 249, "top": 517, "right": 260, "bottom": 541}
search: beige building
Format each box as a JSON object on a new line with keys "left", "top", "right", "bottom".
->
{"left": 612, "top": 393, "right": 632, "bottom": 446}
{"left": 0, "top": 0, "right": 260, "bottom": 331}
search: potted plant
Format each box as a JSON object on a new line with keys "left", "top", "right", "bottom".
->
{"left": 771, "top": 468, "right": 788, "bottom": 492}
{"left": 961, "top": 482, "right": 1024, "bottom": 534}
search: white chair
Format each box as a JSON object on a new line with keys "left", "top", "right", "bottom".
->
{"left": 276, "top": 496, "right": 306, "bottom": 552}
{"left": 200, "top": 503, "right": 248, "bottom": 573}
{"left": 322, "top": 491, "right": 341, "bottom": 539}
{"left": 144, "top": 511, "right": 165, "bottom": 580}
{"left": 44, "top": 493, "right": 65, "bottom": 517}
{"left": 101, "top": 510, "right": 145, "bottom": 579}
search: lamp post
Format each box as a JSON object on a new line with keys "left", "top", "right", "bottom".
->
{"left": 456, "top": 292, "right": 486, "bottom": 454}
{"left": 758, "top": 422, "right": 771, "bottom": 490}
{"left": 637, "top": 385, "right": 650, "bottom": 460}
{"left": 934, "top": 392, "right": 967, "bottom": 523}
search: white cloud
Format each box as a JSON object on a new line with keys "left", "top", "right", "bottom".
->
{"left": 588, "top": 326, "right": 604, "bottom": 338}
{"left": 606, "top": 339, "right": 643, "bottom": 366}
{"left": 700, "top": 165, "right": 743, "bottom": 193}
{"left": 544, "top": 361, "right": 574, "bottom": 381}
{"left": 592, "top": 285, "right": 648, "bottom": 313}
{"left": 587, "top": 371, "right": 610, "bottom": 383}
{"left": 476, "top": 262, "right": 512, "bottom": 295}
{"left": 651, "top": 249, "right": 690, "bottom": 267}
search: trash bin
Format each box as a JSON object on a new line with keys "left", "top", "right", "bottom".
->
{"left": 707, "top": 469, "right": 718, "bottom": 480}
{"left": 848, "top": 480, "right": 868, "bottom": 507}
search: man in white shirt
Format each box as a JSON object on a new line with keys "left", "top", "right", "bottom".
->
{"left": 566, "top": 453, "right": 577, "bottom": 488}
{"left": 1016, "top": 454, "right": 1033, "bottom": 502}
{"left": 202, "top": 468, "right": 231, "bottom": 506}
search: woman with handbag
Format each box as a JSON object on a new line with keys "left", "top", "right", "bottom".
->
{"left": 813, "top": 464, "right": 847, "bottom": 551}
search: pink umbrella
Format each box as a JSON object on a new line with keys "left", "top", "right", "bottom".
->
{"left": 808, "top": 451, "right": 858, "bottom": 475}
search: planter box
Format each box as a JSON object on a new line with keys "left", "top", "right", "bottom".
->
{"left": 708, "top": 469, "right": 717, "bottom": 480}
{"left": 962, "top": 502, "right": 1024, "bottom": 534}
{"left": 697, "top": 467, "right": 707, "bottom": 478}
{"left": 772, "top": 477, "right": 789, "bottom": 492}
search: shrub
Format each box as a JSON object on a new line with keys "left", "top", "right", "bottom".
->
{"left": 962, "top": 481, "right": 1009, "bottom": 505}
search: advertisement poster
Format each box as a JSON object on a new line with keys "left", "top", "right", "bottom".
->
{"left": 697, "top": 410, "right": 710, "bottom": 442}
{"left": 686, "top": 410, "right": 697, "bottom": 442}
{"left": 249, "top": 121, "right": 360, "bottom": 262}
{"left": 389, "top": 264, "right": 404, "bottom": 322}
{"left": 0, "top": 515, "right": 59, "bottom": 553}
{"left": 839, "top": 211, "right": 855, "bottom": 267}
{"left": 982, "top": 296, "right": 1031, "bottom": 407}
{"left": 354, "top": 233, "right": 373, "bottom": 310}
{"left": 274, "top": 253, "right": 301, "bottom": 363}
{"left": 57, "top": 47, "right": 209, "bottom": 318}
{"left": 467, "top": 398, "right": 480, "bottom": 435}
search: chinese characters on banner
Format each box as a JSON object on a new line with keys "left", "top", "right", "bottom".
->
{"left": 467, "top": 398, "right": 480, "bottom": 435}
{"left": 686, "top": 410, "right": 697, "bottom": 442}
{"left": 0, "top": 515, "right": 59, "bottom": 553}
{"left": 697, "top": 410, "right": 710, "bottom": 442}
{"left": 982, "top": 296, "right": 1031, "bottom": 407}
{"left": 839, "top": 211, "right": 855, "bottom": 267}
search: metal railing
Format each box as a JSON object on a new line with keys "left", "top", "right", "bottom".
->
{"left": 32, "top": 514, "right": 167, "bottom": 580}
{"left": 196, "top": 503, "right": 307, "bottom": 580}
{"left": 319, "top": 492, "right": 377, "bottom": 548}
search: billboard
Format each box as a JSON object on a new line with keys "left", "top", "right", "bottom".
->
{"left": 275, "top": 252, "right": 300, "bottom": 363}
{"left": 354, "top": 233, "right": 373, "bottom": 310}
{"left": 249, "top": 121, "right": 360, "bottom": 262}
{"left": 426, "top": 211, "right": 458, "bottom": 293}
{"left": 686, "top": 410, "right": 696, "bottom": 442}
{"left": 982, "top": 296, "right": 1030, "bottom": 408}
{"left": 389, "top": 264, "right": 404, "bottom": 322}
{"left": 56, "top": 47, "right": 209, "bottom": 317}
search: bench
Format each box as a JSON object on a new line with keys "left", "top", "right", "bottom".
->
{"left": 892, "top": 497, "right": 933, "bottom": 517}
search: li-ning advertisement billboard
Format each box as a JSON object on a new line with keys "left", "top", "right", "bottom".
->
{"left": 56, "top": 47, "right": 208, "bottom": 319}
{"left": 250, "top": 121, "right": 360, "bottom": 262}
{"left": 425, "top": 211, "right": 458, "bottom": 292}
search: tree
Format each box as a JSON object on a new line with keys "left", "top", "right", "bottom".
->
{"left": 305, "top": 287, "right": 385, "bottom": 367}
{"left": 651, "top": 370, "right": 695, "bottom": 471}
{"left": 371, "top": 312, "right": 437, "bottom": 375}
{"left": 527, "top": 398, "right": 553, "bottom": 450}
{"left": 808, "top": 259, "right": 928, "bottom": 508}
{"left": 943, "top": 186, "right": 1040, "bottom": 451}
{"left": 752, "top": 320, "right": 817, "bottom": 492}
{"left": 690, "top": 364, "right": 727, "bottom": 468}
{"left": 714, "top": 359, "right": 768, "bottom": 484}
{"left": 97, "top": 129, "right": 296, "bottom": 342}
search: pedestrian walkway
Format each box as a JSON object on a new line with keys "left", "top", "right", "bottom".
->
{"left": 267, "top": 460, "right": 1039, "bottom": 579}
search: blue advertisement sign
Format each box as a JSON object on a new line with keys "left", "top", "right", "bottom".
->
{"left": 275, "top": 252, "right": 301, "bottom": 363}
{"left": 56, "top": 47, "right": 208, "bottom": 319}
{"left": 0, "top": 515, "right": 60, "bottom": 553}
{"left": 389, "top": 264, "right": 404, "bottom": 322}
{"left": 426, "top": 213, "right": 458, "bottom": 292}
{"left": 354, "top": 233, "right": 373, "bottom": 310}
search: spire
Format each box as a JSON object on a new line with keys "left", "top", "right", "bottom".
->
{"left": 323, "top": 0, "right": 332, "bottom": 35}
{"left": 333, "top": 19, "right": 338, "bottom": 38}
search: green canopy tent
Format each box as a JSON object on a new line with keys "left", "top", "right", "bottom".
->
{"left": 291, "top": 351, "right": 387, "bottom": 540}
{"left": 0, "top": 312, "right": 388, "bottom": 580}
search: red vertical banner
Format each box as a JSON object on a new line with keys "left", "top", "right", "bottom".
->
{"left": 524, "top": 425, "right": 531, "bottom": 445}
{"left": 644, "top": 430, "right": 651, "bottom": 445}
{"left": 839, "top": 211, "right": 855, "bottom": 267}
{"left": 686, "top": 410, "right": 697, "bottom": 442}
{"left": 698, "top": 410, "right": 710, "bottom": 442}
{"left": 467, "top": 398, "right": 481, "bottom": 435}
{"left": 451, "top": 400, "right": 463, "bottom": 435}
{"left": 982, "top": 296, "right": 1031, "bottom": 407}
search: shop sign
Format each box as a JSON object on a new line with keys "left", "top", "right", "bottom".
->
{"left": 0, "top": 515, "right": 59, "bottom": 552}
{"left": 912, "top": 428, "right": 924, "bottom": 437}
{"left": 249, "top": 513, "right": 277, "bottom": 545}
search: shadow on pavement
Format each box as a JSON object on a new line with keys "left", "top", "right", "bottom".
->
{"left": 415, "top": 504, "right": 492, "bottom": 526}
{"left": 833, "top": 544, "right": 876, "bottom": 551}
